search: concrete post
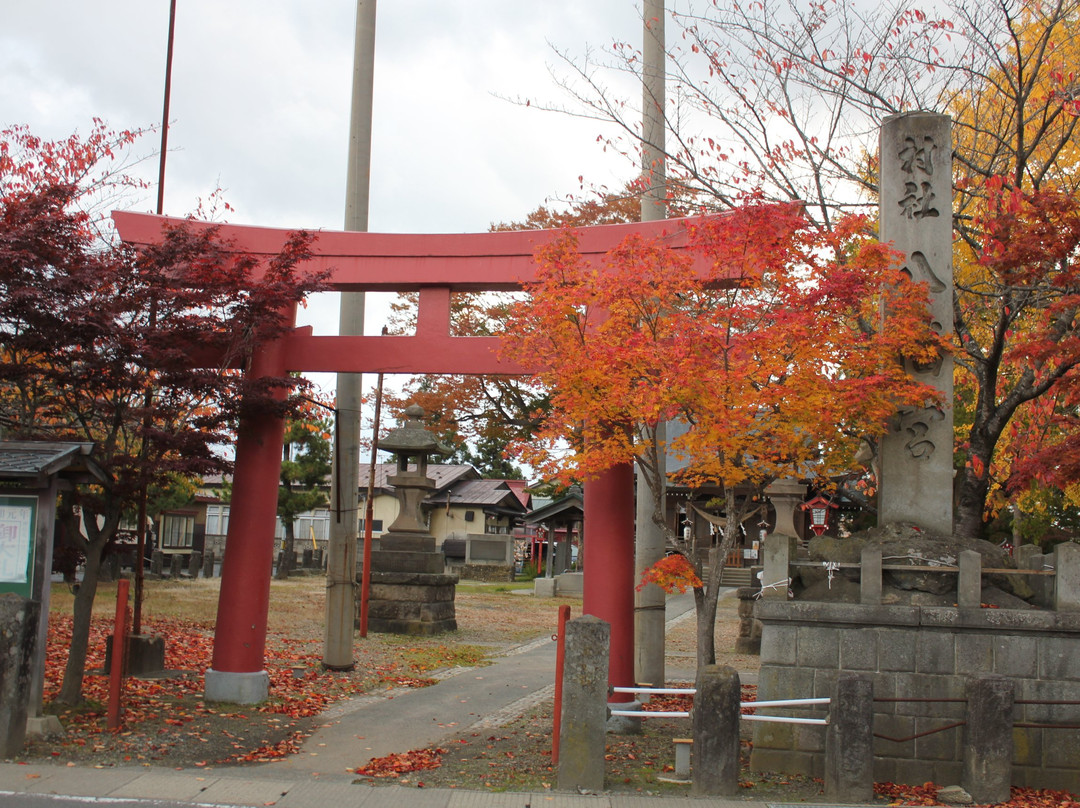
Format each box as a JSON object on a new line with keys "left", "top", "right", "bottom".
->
{"left": 169, "top": 554, "right": 183, "bottom": 580}
{"left": 825, "top": 672, "right": 874, "bottom": 803}
{"left": 188, "top": 551, "right": 203, "bottom": 579}
{"left": 150, "top": 550, "right": 163, "bottom": 576}
{"left": 1054, "top": 541, "right": 1080, "bottom": 612}
{"left": 324, "top": 0, "right": 377, "bottom": 671}
{"left": 860, "top": 546, "right": 882, "bottom": 605}
{"left": 557, "top": 615, "right": 610, "bottom": 793}
{"left": 201, "top": 550, "right": 215, "bottom": 579}
{"left": 878, "top": 112, "right": 954, "bottom": 535}
{"left": 962, "top": 674, "right": 1014, "bottom": 805}
{"left": 691, "top": 665, "right": 742, "bottom": 796}
{"left": 0, "top": 596, "right": 40, "bottom": 757}
{"left": 957, "top": 549, "right": 982, "bottom": 609}
{"left": 761, "top": 534, "right": 791, "bottom": 599}
{"left": 634, "top": 0, "right": 668, "bottom": 694}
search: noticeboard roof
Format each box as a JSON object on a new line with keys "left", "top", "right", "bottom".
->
{"left": 0, "top": 441, "right": 106, "bottom": 486}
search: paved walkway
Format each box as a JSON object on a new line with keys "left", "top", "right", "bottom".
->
{"left": 0, "top": 592, "right": 824, "bottom": 807}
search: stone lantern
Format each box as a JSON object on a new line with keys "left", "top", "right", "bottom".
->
{"left": 366, "top": 404, "right": 458, "bottom": 634}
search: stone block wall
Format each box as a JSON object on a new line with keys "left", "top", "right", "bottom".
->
{"left": 454, "top": 563, "right": 514, "bottom": 582}
{"left": 751, "top": 601, "right": 1080, "bottom": 792}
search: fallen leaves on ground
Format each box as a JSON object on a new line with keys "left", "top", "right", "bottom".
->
{"left": 874, "top": 781, "right": 1080, "bottom": 807}
{"left": 33, "top": 614, "right": 439, "bottom": 766}
{"left": 353, "top": 747, "right": 448, "bottom": 777}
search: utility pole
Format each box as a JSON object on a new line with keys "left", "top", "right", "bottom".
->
{"left": 324, "top": 0, "right": 377, "bottom": 670}
{"left": 634, "top": 0, "right": 668, "bottom": 690}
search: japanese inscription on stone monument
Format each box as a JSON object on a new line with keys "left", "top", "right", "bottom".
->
{"left": 878, "top": 113, "right": 955, "bottom": 535}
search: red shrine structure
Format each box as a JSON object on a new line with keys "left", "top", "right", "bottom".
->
{"left": 114, "top": 210, "right": 711, "bottom": 703}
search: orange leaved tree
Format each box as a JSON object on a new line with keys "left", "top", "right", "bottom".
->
{"left": 502, "top": 201, "right": 943, "bottom": 667}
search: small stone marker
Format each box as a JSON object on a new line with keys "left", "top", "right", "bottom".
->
{"left": 691, "top": 664, "right": 741, "bottom": 796}
{"left": 825, "top": 672, "right": 874, "bottom": 803}
{"left": 957, "top": 550, "right": 982, "bottom": 608}
{"left": 1054, "top": 541, "right": 1080, "bottom": 611}
{"left": 557, "top": 615, "right": 609, "bottom": 793}
{"left": 962, "top": 674, "right": 1014, "bottom": 805}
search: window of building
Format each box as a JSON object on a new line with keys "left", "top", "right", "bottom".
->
{"left": 205, "top": 504, "right": 230, "bottom": 537}
{"left": 358, "top": 518, "right": 384, "bottom": 534}
{"left": 161, "top": 513, "right": 195, "bottom": 549}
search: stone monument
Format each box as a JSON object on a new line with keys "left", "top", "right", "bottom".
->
{"left": 878, "top": 112, "right": 954, "bottom": 535}
{"left": 365, "top": 405, "right": 458, "bottom": 635}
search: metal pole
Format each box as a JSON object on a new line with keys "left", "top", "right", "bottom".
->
{"left": 324, "top": 0, "right": 377, "bottom": 670}
{"left": 635, "top": 0, "right": 668, "bottom": 690}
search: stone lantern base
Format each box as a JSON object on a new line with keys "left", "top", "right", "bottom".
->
{"left": 364, "top": 571, "right": 458, "bottom": 635}
{"left": 361, "top": 531, "right": 458, "bottom": 635}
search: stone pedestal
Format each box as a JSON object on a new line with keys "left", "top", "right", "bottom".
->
{"left": 1, "top": 595, "right": 40, "bottom": 757}
{"left": 104, "top": 633, "right": 166, "bottom": 677}
{"left": 364, "top": 570, "right": 458, "bottom": 635}
{"left": 371, "top": 532, "right": 443, "bottom": 575}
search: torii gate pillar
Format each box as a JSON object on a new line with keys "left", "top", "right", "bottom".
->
{"left": 583, "top": 462, "right": 637, "bottom": 703}
{"left": 204, "top": 308, "right": 294, "bottom": 704}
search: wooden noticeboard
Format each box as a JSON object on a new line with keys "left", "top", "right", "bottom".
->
{"left": 0, "top": 494, "right": 38, "bottom": 600}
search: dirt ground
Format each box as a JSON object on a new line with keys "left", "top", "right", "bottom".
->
{"left": 17, "top": 578, "right": 834, "bottom": 800}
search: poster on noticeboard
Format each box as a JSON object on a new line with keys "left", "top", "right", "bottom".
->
{"left": 0, "top": 495, "right": 37, "bottom": 599}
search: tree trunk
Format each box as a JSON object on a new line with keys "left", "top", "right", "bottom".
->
{"left": 57, "top": 537, "right": 106, "bottom": 705}
{"left": 954, "top": 431, "right": 995, "bottom": 540}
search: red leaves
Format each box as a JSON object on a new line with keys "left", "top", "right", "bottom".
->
{"left": 502, "top": 205, "right": 940, "bottom": 493}
{"left": 637, "top": 554, "right": 703, "bottom": 594}
{"left": 353, "top": 747, "right": 448, "bottom": 777}
{"left": 41, "top": 613, "right": 428, "bottom": 762}
{"left": 874, "top": 782, "right": 1080, "bottom": 807}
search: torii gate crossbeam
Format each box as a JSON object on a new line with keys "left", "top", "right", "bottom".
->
{"left": 114, "top": 210, "right": 709, "bottom": 704}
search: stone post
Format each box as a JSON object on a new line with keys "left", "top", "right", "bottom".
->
{"left": 761, "top": 534, "right": 791, "bottom": 600}
{"left": 557, "top": 615, "right": 610, "bottom": 793}
{"left": 0, "top": 595, "right": 41, "bottom": 757}
{"left": 962, "top": 674, "right": 1014, "bottom": 804}
{"left": 1054, "top": 541, "right": 1080, "bottom": 612}
{"left": 825, "top": 672, "right": 874, "bottom": 803}
{"left": 202, "top": 550, "right": 215, "bottom": 579}
{"left": 860, "top": 546, "right": 882, "bottom": 605}
{"left": 150, "top": 550, "right": 163, "bottom": 577}
{"left": 957, "top": 549, "right": 982, "bottom": 608}
{"left": 188, "top": 551, "right": 203, "bottom": 579}
{"left": 302, "top": 548, "right": 314, "bottom": 569}
{"left": 169, "top": 554, "right": 183, "bottom": 579}
{"left": 878, "top": 112, "right": 954, "bottom": 535}
{"left": 733, "top": 586, "right": 762, "bottom": 654}
{"left": 691, "top": 665, "right": 742, "bottom": 796}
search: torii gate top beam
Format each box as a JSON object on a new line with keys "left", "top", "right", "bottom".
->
{"left": 112, "top": 211, "right": 712, "bottom": 375}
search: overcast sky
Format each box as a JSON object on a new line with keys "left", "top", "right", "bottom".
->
{"left": 1, "top": 0, "right": 647, "bottom": 398}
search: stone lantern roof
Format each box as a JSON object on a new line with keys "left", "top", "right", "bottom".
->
{"left": 379, "top": 405, "right": 452, "bottom": 459}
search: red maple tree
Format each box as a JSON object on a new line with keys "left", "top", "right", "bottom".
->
{"left": 502, "top": 200, "right": 943, "bottom": 666}
{"left": 0, "top": 122, "right": 328, "bottom": 703}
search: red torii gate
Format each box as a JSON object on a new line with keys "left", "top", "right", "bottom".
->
{"left": 114, "top": 210, "right": 708, "bottom": 703}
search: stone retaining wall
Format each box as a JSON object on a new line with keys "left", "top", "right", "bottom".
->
{"left": 751, "top": 600, "right": 1080, "bottom": 792}
{"left": 453, "top": 563, "right": 514, "bottom": 582}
